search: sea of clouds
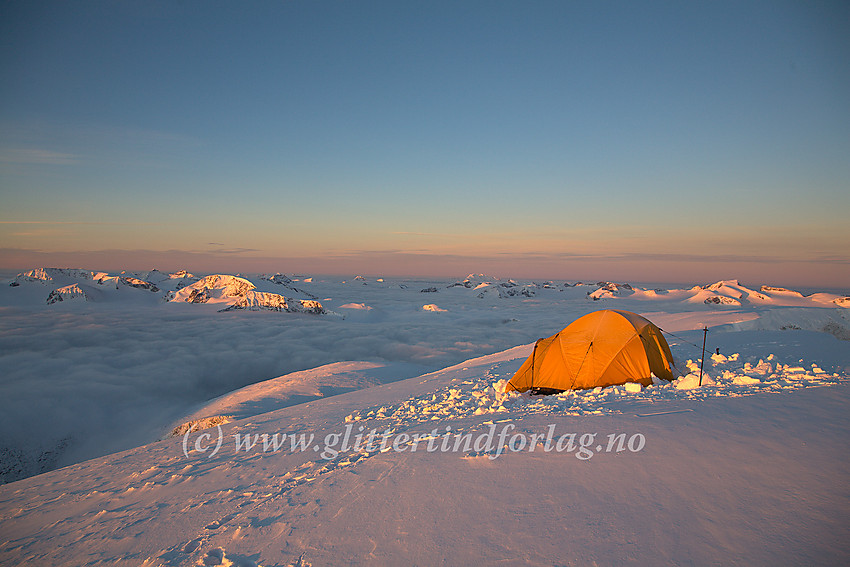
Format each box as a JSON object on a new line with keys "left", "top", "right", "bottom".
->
{"left": 3, "top": 272, "right": 847, "bottom": 483}
{"left": 0, "top": 277, "right": 580, "bottom": 482}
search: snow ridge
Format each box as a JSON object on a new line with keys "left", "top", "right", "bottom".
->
{"left": 342, "top": 349, "right": 846, "bottom": 428}
{"left": 45, "top": 283, "right": 88, "bottom": 304}
{"left": 169, "top": 274, "right": 326, "bottom": 313}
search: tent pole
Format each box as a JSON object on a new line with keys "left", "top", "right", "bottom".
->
{"left": 698, "top": 327, "right": 707, "bottom": 386}
{"left": 530, "top": 341, "right": 537, "bottom": 391}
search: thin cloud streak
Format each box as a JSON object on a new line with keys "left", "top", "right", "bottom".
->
{"left": 2, "top": 246, "right": 847, "bottom": 267}
{"left": 0, "top": 148, "right": 79, "bottom": 165}
{"left": 0, "top": 221, "right": 161, "bottom": 226}
{"left": 1, "top": 246, "right": 846, "bottom": 289}
{"left": 543, "top": 251, "right": 850, "bottom": 265}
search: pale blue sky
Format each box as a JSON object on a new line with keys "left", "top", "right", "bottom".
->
{"left": 1, "top": 1, "right": 848, "bottom": 285}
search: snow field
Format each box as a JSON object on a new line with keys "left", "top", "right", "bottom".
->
{"left": 0, "top": 269, "right": 848, "bottom": 565}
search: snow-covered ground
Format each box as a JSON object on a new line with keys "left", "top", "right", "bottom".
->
{"left": 0, "top": 269, "right": 848, "bottom": 565}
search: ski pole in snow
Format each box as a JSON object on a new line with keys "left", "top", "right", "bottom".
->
{"left": 698, "top": 326, "right": 708, "bottom": 386}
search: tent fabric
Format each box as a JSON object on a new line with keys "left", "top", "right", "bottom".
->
{"left": 506, "top": 310, "right": 675, "bottom": 392}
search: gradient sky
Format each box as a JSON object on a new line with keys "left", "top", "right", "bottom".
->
{"left": 1, "top": 1, "right": 848, "bottom": 286}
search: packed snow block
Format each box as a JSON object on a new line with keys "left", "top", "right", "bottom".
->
{"left": 674, "top": 373, "right": 716, "bottom": 389}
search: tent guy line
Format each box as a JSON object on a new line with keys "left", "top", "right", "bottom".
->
{"left": 635, "top": 409, "right": 696, "bottom": 417}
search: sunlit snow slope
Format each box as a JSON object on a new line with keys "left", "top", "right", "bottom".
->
{"left": 0, "top": 329, "right": 848, "bottom": 566}
{"left": 1, "top": 269, "right": 848, "bottom": 487}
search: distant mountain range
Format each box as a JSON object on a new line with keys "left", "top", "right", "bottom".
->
{"left": 7, "top": 268, "right": 327, "bottom": 313}
{"left": 5, "top": 268, "right": 848, "bottom": 311}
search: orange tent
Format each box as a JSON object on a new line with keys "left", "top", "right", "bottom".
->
{"left": 506, "top": 310, "right": 676, "bottom": 392}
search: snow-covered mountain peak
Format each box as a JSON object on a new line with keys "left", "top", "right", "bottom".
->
{"left": 171, "top": 274, "right": 256, "bottom": 303}
{"left": 221, "top": 292, "right": 326, "bottom": 314}
{"left": 684, "top": 280, "right": 768, "bottom": 305}
{"left": 587, "top": 281, "right": 635, "bottom": 301}
{"left": 169, "top": 274, "right": 326, "bottom": 313}
{"left": 444, "top": 276, "right": 536, "bottom": 299}
{"left": 130, "top": 269, "right": 169, "bottom": 282}
{"left": 261, "top": 272, "right": 293, "bottom": 285}
{"left": 16, "top": 267, "right": 55, "bottom": 283}
{"left": 169, "top": 269, "right": 196, "bottom": 279}
{"left": 760, "top": 285, "right": 802, "bottom": 297}
{"left": 703, "top": 279, "right": 741, "bottom": 291}
{"left": 95, "top": 275, "right": 160, "bottom": 292}
{"left": 10, "top": 267, "right": 104, "bottom": 286}
{"left": 45, "top": 283, "right": 88, "bottom": 304}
